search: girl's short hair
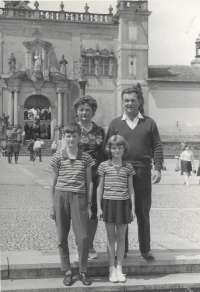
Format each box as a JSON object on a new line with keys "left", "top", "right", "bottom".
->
{"left": 105, "top": 135, "right": 129, "bottom": 157}
{"left": 72, "top": 95, "right": 98, "bottom": 116}
{"left": 62, "top": 122, "right": 81, "bottom": 135}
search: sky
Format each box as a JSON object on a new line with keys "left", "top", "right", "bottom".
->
{"left": 1, "top": 0, "right": 200, "bottom": 65}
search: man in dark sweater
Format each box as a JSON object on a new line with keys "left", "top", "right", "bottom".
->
{"left": 106, "top": 84, "right": 163, "bottom": 261}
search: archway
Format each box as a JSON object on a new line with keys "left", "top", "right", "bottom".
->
{"left": 24, "top": 95, "right": 51, "bottom": 140}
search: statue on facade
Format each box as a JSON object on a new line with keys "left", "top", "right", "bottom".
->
{"left": 8, "top": 53, "right": 16, "bottom": 73}
{"left": 94, "top": 57, "right": 100, "bottom": 77}
{"left": 108, "top": 58, "right": 114, "bottom": 77}
{"left": 59, "top": 55, "right": 68, "bottom": 75}
{"left": 34, "top": 51, "right": 42, "bottom": 72}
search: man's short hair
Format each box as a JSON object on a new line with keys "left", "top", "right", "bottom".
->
{"left": 62, "top": 123, "right": 81, "bottom": 135}
{"left": 121, "top": 83, "right": 144, "bottom": 114}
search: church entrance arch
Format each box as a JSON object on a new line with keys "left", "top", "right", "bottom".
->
{"left": 24, "top": 95, "right": 51, "bottom": 140}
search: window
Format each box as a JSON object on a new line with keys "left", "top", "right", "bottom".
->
{"left": 85, "top": 58, "right": 95, "bottom": 75}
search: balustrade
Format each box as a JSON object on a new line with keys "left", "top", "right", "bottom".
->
{"left": 0, "top": 7, "right": 114, "bottom": 23}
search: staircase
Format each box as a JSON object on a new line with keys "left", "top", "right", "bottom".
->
{"left": 20, "top": 140, "right": 53, "bottom": 156}
{"left": 1, "top": 250, "right": 200, "bottom": 291}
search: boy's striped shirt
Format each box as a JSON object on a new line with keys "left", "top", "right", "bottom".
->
{"left": 50, "top": 149, "right": 94, "bottom": 193}
{"left": 97, "top": 160, "right": 135, "bottom": 200}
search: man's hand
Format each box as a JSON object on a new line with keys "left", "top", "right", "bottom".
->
{"left": 152, "top": 170, "right": 161, "bottom": 184}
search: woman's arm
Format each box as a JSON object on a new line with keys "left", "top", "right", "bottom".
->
{"left": 97, "top": 175, "right": 104, "bottom": 220}
{"left": 50, "top": 166, "right": 58, "bottom": 220}
{"left": 86, "top": 166, "right": 93, "bottom": 219}
{"left": 128, "top": 176, "right": 135, "bottom": 220}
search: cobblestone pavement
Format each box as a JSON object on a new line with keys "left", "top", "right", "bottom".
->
{"left": 0, "top": 155, "right": 200, "bottom": 251}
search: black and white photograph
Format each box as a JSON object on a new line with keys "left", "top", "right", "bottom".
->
{"left": 0, "top": 0, "right": 200, "bottom": 291}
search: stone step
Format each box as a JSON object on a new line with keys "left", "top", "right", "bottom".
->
{"left": 2, "top": 251, "right": 200, "bottom": 280}
{"left": 2, "top": 273, "right": 200, "bottom": 292}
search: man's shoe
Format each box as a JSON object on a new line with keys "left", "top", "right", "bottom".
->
{"left": 141, "top": 252, "right": 155, "bottom": 261}
{"left": 79, "top": 273, "right": 92, "bottom": 286}
{"left": 88, "top": 248, "right": 97, "bottom": 259}
{"left": 63, "top": 274, "right": 73, "bottom": 286}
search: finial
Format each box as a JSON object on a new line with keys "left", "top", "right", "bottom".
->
{"left": 60, "top": 1, "right": 64, "bottom": 11}
{"left": 109, "top": 5, "right": 113, "bottom": 15}
{"left": 34, "top": 1, "right": 39, "bottom": 10}
{"left": 84, "top": 3, "right": 89, "bottom": 13}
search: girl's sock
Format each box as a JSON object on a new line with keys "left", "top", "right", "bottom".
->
{"left": 109, "top": 266, "right": 116, "bottom": 275}
{"left": 65, "top": 270, "right": 72, "bottom": 275}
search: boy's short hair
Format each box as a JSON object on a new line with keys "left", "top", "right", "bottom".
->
{"left": 105, "top": 135, "right": 129, "bottom": 157}
{"left": 62, "top": 122, "right": 81, "bottom": 135}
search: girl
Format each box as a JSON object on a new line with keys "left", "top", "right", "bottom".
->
{"left": 181, "top": 144, "right": 196, "bottom": 186}
{"left": 97, "top": 135, "right": 135, "bottom": 283}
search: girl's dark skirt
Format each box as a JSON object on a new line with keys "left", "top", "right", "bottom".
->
{"left": 182, "top": 160, "right": 192, "bottom": 174}
{"left": 103, "top": 198, "right": 132, "bottom": 224}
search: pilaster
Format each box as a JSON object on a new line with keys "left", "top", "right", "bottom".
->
{"left": 8, "top": 89, "right": 14, "bottom": 126}
{"left": 14, "top": 89, "right": 19, "bottom": 126}
{"left": 57, "top": 89, "right": 63, "bottom": 127}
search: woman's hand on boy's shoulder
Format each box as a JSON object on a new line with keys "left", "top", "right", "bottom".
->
{"left": 50, "top": 207, "right": 55, "bottom": 220}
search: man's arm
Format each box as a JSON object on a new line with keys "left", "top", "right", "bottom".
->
{"left": 86, "top": 166, "right": 93, "bottom": 219}
{"left": 150, "top": 120, "right": 163, "bottom": 184}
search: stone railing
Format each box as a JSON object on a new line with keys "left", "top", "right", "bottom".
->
{"left": 0, "top": 8, "right": 114, "bottom": 24}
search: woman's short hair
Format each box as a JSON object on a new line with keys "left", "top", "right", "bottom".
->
{"left": 121, "top": 83, "right": 144, "bottom": 114}
{"left": 105, "top": 135, "right": 129, "bottom": 157}
{"left": 62, "top": 123, "right": 81, "bottom": 135}
{"left": 72, "top": 95, "right": 98, "bottom": 116}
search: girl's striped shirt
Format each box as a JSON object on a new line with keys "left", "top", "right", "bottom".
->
{"left": 97, "top": 160, "right": 135, "bottom": 200}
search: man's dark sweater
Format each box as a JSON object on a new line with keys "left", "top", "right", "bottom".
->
{"left": 106, "top": 115, "right": 163, "bottom": 171}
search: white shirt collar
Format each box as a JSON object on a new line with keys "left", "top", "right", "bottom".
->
{"left": 121, "top": 111, "right": 144, "bottom": 121}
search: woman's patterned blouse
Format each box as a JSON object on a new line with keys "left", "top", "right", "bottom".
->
{"left": 79, "top": 122, "right": 105, "bottom": 175}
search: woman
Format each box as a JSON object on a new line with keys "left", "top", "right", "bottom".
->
{"left": 73, "top": 95, "right": 105, "bottom": 259}
{"left": 181, "top": 144, "right": 195, "bottom": 186}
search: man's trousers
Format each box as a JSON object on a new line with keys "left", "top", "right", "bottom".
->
{"left": 54, "top": 190, "right": 89, "bottom": 273}
{"left": 125, "top": 164, "right": 152, "bottom": 254}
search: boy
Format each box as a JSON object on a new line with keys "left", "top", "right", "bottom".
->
{"left": 50, "top": 123, "right": 94, "bottom": 286}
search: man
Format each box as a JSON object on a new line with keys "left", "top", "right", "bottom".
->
{"left": 33, "top": 138, "right": 44, "bottom": 162}
{"left": 12, "top": 139, "right": 21, "bottom": 164}
{"left": 24, "top": 122, "right": 29, "bottom": 138}
{"left": 105, "top": 84, "right": 163, "bottom": 261}
{"left": 5, "top": 139, "right": 13, "bottom": 163}
{"left": 27, "top": 139, "right": 35, "bottom": 161}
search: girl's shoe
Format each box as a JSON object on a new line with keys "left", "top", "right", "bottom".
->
{"left": 116, "top": 271, "right": 126, "bottom": 283}
{"left": 109, "top": 268, "right": 118, "bottom": 283}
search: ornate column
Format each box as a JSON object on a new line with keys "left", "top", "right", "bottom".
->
{"left": 57, "top": 90, "right": 63, "bottom": 127}
{"left": 63, "top": 91, "right": 68, "bottom": 126}
{"left": 14, "top": 89, "right": 19, "bottom": 126}
{"left": 8, "top": 89, "right": 14, "bottom": 126}
{"left": 78, "top": 80, "right": 87, "bottom": 97}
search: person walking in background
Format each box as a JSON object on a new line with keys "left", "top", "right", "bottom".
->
{"left": 12, "top": 139, "right": 21, "bottom": 164}
{"left": 33, "top": 138, "right": 44, "bottom": 162}
{"left": 105, "top": 84, "right": 163, "bottom": 260}
{"left": 181, "top": 144, "right": 196, "bottom": 187}
{"left": 72, "top": 95, "right": 105, "bottom": 259}
{"left": 49, "top": 123, "right": 94, "bottom": 286}
{"left": 24, "top": 122, "right": 29, "bottom": 139}
{"left": 27, "top": 139, "right": 35, "bottom": 161}
{"left": 180, "top": 140, "right": 186, "bottom": 175}
{"left": 5, "top": 139, "right": 13, "bottom": 163}
{"left": 21, "top": 131, "right": 26, "bottom": 145}
{"left": 97, "top": 135, "right": 135, "bottom": 283}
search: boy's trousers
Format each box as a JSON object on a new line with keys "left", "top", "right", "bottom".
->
{"left": 54, "top": 190, "right": 88, "bottom": 273}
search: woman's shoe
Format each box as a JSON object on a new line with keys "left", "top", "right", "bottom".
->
{"left": 117, "top": 271, "right": 126, "bottom": 283}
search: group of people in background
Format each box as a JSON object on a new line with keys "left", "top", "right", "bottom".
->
{"left": 24, "top": 107, "right": 51, "bottom": 121}
{"left": 24, "top": 122, "right": 50, "bottom": 141}
{"left": 49, "top": 85, "right": 163, "bottom": 287}
{"left": 3, "top": 138, "right": 21, "bottom": 164}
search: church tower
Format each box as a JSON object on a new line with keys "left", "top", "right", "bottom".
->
{"left": 115, "top": 1, "right": 151, "bottom": 115}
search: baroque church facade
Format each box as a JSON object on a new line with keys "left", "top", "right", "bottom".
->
{"left": 0, "top": 0, "right": 200, "bottom": 141}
